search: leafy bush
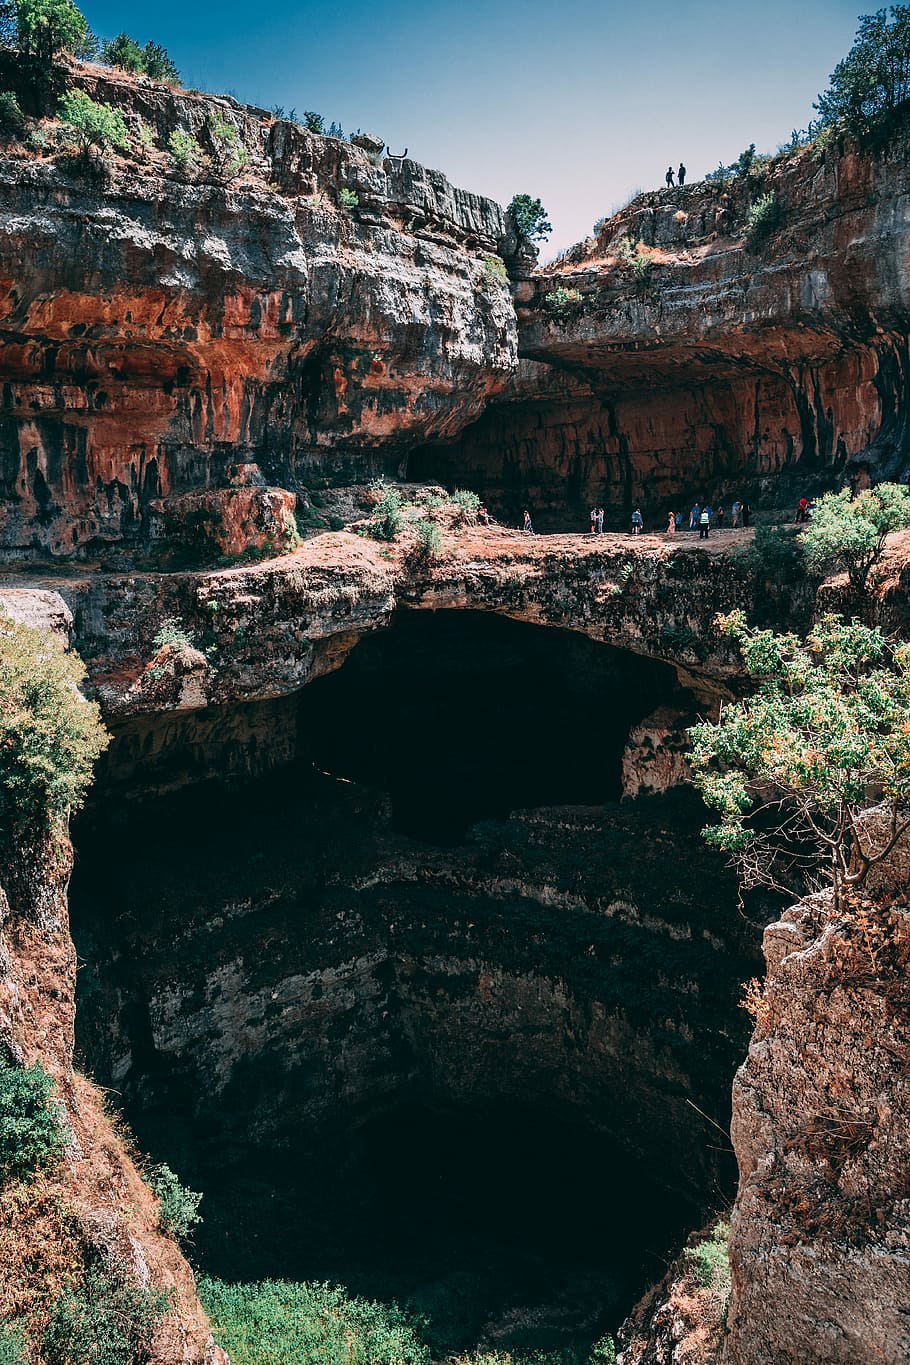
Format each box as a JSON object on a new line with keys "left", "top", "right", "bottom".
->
{"left": 16, "top": 0, "right": 88, "bottom": 64}
{"left": 147, "top": 1163, "right": 202, "bottom": 1242}
{"left": 0, "top": 614, "right": 108, "bottom": 834}
{"left": 338, "top": 186, "right": 359, "bottom": 209}
{"left": 815, "top": 6, "right": 910, "bottom": 137}
{"left": 803, "top": 482, "right": 910, "bottom": 590}
{"left": 302, "top": 111, "right": 324, "bottom": 133}
{"left": 744, "top": 193, "right": 782, "bottom": 250}
{"left": 206, "top": 110, "right": 248, "bottom": 178}
{"left": 685, "top": 1220, "right": 731, "bottom": 1293}
{"left": 450, "top": 488, "right": 481, "bottom": 526}
{"left": 368, "top": 484, "right": 403, "bottom": 540}
{"left": 689, "top": 612, "right": 910, "bottom": 905}
{"left": 0, "top": 1325, "right": 26, "bottom": 1365}
{"left": 58, "top": 90, "right": 128, "bottom": 152}
{"left": 43, "top": 1267, "right": 169, "bottom": 1365}
{"left": 615, "top": 235, "right": 653, "bottom": 282}
{"left": 167, "top": 129, "right": 202, "bottom": 173}
{"left": 199, "top": 1279, "right": 429, "bottom": 1365}
{"left": 742, "top": 524, "right": 805, "bottom": 582}
{"left": 507, "top": 194, "right": 552, "bottom": 242}
{"left": 543, "top": 287, "right": 582, "bottom": 320}
{"left": 482, "top": 254, "right": 508, "bottom": 283}
{"left": 411, "top": 518, "right": 442, "bottom": 563}
{"left": 140, "top": 42, "right": 179, "bottom": 83}
{"left": 0, "top": 90, "right": 24, "bottom": 137}
{"left": 152, "top": 617, "right": 196, "bottom": 652}
{"left": 0, "top": 1055, "right": 66, "bottom": 1183}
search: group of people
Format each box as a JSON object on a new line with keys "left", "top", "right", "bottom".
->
{"left": 518, "top": 493, "right": 815, "bottom": 537}
{"left": 665, "top": 163, "right": 687, "bottom": 187}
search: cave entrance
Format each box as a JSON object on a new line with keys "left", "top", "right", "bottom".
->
{"left": 301, "top": 608, "right": 684, "bottom": 842}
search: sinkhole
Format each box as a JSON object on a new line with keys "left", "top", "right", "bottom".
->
{"left": 69, "top": 609, "right": 758, "bottom": 1355}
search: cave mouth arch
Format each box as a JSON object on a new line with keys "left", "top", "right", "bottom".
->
{"left": 301, "top": 607, "right": 687, "bottom": 842}
{"left": 69, "top": 608, "right": 746, "bottom": 1357}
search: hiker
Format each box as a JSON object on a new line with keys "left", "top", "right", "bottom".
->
{"left": 675, "top": 511, "right": 683, "bottom": 530}
{"left": 631, "top": 508, "right": 644, "bottom": 535}
{"left": 665, "top": 166, "right": 675, "bottom": 188}
{"left": 590, "top": 507, "right": 597, "bottom": 534}
{"left": 597, "top": 507, "right": 604, "bottom": 534}
{"left": 731, "top": 500, "right": 742, "bottom": 528}
{"left": 794, "top": 496, "right": 809, "bottom": 524}
{"left": 716, "top": 506, "right": 725, "bottom": 527}
{"left": 699, "top": 507, "right": 711, "bottom": 539}
{"left": 741, "top": 501, "right": 752, "bottom": 526}
{"left": 478, "top": 504, "right": 491, "bottom": 526}
{"left": 667, "top": 511, "right": 676, "bottom": 536}
{"left": 678, "top": 162, "right": 686, "bottom": 186}
{"left": 689, "top": 503, "right": 701, "bottom": 530}
{"left": 523, "top": 509, "right": 534, "bottom": 533}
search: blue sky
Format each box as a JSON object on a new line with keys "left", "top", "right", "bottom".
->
{"left": 83, "top": 0, "right": 862, "bottom": 256}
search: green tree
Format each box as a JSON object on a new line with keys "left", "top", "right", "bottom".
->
{"left": 167, "top": 129, "right": 202, "bottom": 173}
{"left": 58, "top": 88, "right": 128, "bottom": 152}
{"left": 301, "top": 110, "right": 324, "bottom": 133}
{"left": 15, "top": 0, "right": 87, "bottom": 63}
{"left": 0, "top": 1055, "right": 66, "bottom": 1182}
{"left": 140, "top": 40, "right": 179, "bottom": 83}
{"left": 147, "top": 1163, "right": 202, "bottom": 1242}
{"left": 0, "top": 613, "right": 109, "bottom": 837}
{"left": 507, "top": 193, "right": 552, "bottom": 242}
{"left": 815, "top": 6, "right": 910, "bottom": 136}
{"left": 802, "top": 482, "right": 910, "bottom": 590}
{"left": 689, "top": 611, "right": 910, "bottom": 906}
{"left": 99, "top": 30, "right": 143, "bottom": 71}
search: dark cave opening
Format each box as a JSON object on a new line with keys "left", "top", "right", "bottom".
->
{"left": 69, "top": 611, "right": 752, "bottom": 1355}
{"left": 301, "top": 609, "right": 684, "bottom": 842}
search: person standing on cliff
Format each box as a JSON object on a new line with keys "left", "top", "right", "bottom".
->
{"left": 699, "top": 507, "right": 711, "bottom": 539}
{"left": 631, "top": 508, "right": 644, "bottom": 535}
{"left": 523, "top": 509, "right": 534, "bottom": 533}
{"left": 689, "top": 502, "right": 701, "bottom": 531}
{"left": 667, "top": 511, "right": 676, "bottom": 536}
{"left": 590, "top": 507, "right": 597, "bottom": 534}
{"left": 665, "top": 166, "right": 675, "bottom": 188}
{"left": 597, "top": 507, "right": 604, "bottom": 534}
{"left": 678, "top": 163, "right": 686, "bottom": 186}
{"left": 732, "top": 499, "right": 742, "bottom": 528}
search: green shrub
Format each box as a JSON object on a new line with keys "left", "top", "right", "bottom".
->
{"left": 0, "top": 90, "right": 24, "bottom": 138}
{"left": 338, "top": 186, "right": 359, "bottom": 209}
{"left": 206, "top": 110, "right": 248, "bottom": 178}
{"left": 16, "top": 0, "right": 88, "bottom": 65}
{"left": 58, "top": 90, "right": 128, "bottom": 152}
{"left": 167, "top": 129, "right": 202, "bottom": 173}
{"left": 0, "top": 1055, "right": 67, "bottom": 1183}
{"left": 507, "top": 194, "right": 552, "bottom": 242}
{"left": 302, "top": 111, "right": 324, "bottom": 133}
{"left": 140, "top": 41, "right": 179, "bottom": 84}
{"left": 482, "top": 254, "right": 508, "bottom": 283}
{"left": 543, "top": 287, "right": 582, "bottom": 320}
{"left": 742, "top": 524, "right": 805, "bottom": 582}
{"left": 815, "top": 7, "right": 910, "bottom": 138}
{"left": 100, "top": 31, "right": 143, "bottom": 71}
{"left": 803, "top": 482, "right": 910, "bottom": 590}
{"left": 412, "top": 518, "right": 442, "bottom": 563}
{"left": 0, "top": 1324, "right": 26, "bottom": 1365}
{"left": 685, "top": 1220, "right": 731, "bottom": 1293}
{"left": 0, "top": 615, "right": 108, "bottom": 834}
{"left": 368, "top": 483, "right": 403, "bottom": 540}
{"left": 450, "top": 488, "right": 481, "bottom": 526}
{"left": 615, "top": 235, "right": 653, "bottom": 283}
{"left": 43, "top": 1267, "right": 170, "bottom": 1365}
{"left": 744, "top": 193, "right": 782, "bottom": 250}
{"left": 147, "top": 1163, "right": 202, "bottom": 1242}
{"left": 658, "top": 623, "right": 697, "bottom": 653}
{"left": 152, "top": 617, "right": 196, "bottom": 652}
{"left": 199, "top": 1279, "right": 429, "bottom": 1365}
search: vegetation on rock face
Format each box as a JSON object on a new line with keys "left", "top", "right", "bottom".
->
{"left": 684, "top": 1220, "right": 731, "bottom": 1293}
{"left": 0, "top": 615, "right": 108, "bottom": 838}
{"left": 689, "top": 612, "right": 910, "bottom": 905}
{"left": 0, "top": 1056, "right": 66, "bottom": 1183}
{"left": 507, "top": 194, "right": 552, "bottom": 242}
{"left": 42, "top": 1266, "right": 170, "bottom": 1365}
{"left": 199, "top": 1279, "right": 430, "bottom": 1365}
{"left": 0, "top": 1325, "right": 25, "bottom": 1365}
{"left": 167, "top": 128, "right": 202, "bottom": 172}
{"left": 338, "top": 186, "right": 359, "bottom": 209}
{"left": 58, "top": 88, "right": 128, "bottom": 151}
{"left": 741, "top": 524, "right": 805, "bottom": 583}
{"left": 815, "top": 5, "right": 910, "bottom": 137}
{"left": 368, "top": 482, "right": 404, "bottom": 540}
{"left": 99, "top": 31, "right": 179, "bottom": 82}
{"left": 0, "top": 89, "right": 23, "bottom": 136}
{"left": 744, "top": 192, "right": 782, "bottom": 250}
{"left": 206, "top": 109, "right": 248, "bottom": 178}
{"left": 543, "top": 286, "right": 583, "bottom": 319}
{"left": 147, "top": 1162, "right": 202, "bottom": 1243}
{"left": 802, "top": 483, "right": 910, "bottom": 590}
{"left": 12, "top": 0, "right": 87, "bottom": 64}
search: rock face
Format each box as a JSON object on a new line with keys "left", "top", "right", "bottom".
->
{"left": 0, "top": 58, "right": 515, "bottom": 557}
{"left": 725, "top": 890, "right": 910, "bottom": 1364}
{"left": 413, "top": 131, "right": 910, "bottom": 529}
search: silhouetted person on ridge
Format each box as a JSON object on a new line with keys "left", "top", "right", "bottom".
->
{"left": 665, "top": 166, "right": 675, "bottom": 188}
{"left": 678, "top": 163, "right": 686, "bottom": 185}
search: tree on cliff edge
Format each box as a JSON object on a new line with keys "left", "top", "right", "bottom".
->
{"left": 507, "top": 194, "right": 552, "bottom": 243}
{"left": 14, "top": 0, "right": 88, "bottom": 65}
{"left": 815, "top": 6, "right": 910, "bottom": 136}
{"left": 688, "top": 612, "right": 910, "bottom": 908}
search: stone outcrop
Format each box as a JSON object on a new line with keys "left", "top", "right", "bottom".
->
{"left": 0, "top": 58, "right": 515, "bottom": 557}
{"left": 414, "top": 129, "right": 910, "bottom": 529}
